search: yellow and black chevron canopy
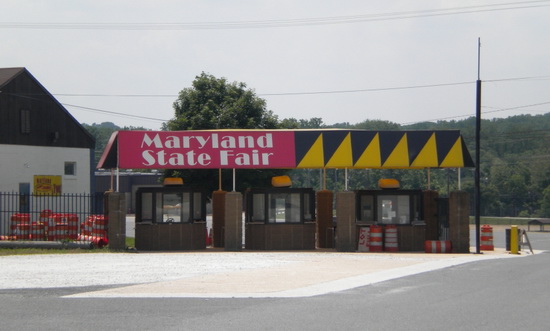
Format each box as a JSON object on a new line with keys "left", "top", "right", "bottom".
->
{"left": 294, "top": 130, "right": 474, "bottom": 169}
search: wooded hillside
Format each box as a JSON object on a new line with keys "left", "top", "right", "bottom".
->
{"left": 85, "top": 113, "right": 550, "bottom": 217}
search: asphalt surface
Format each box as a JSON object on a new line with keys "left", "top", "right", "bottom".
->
{"left": 0, "top": 225, "right": 540, "bottom": 299}
{"left": 1, "top": 225, "right": 549, "bottom": 330}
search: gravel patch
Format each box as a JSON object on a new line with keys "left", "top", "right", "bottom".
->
{"left": 0, "top": 252, "right": 297, "bottom": 289}
{"left": 1, "top": 251, "right": 521, "bottom": 293}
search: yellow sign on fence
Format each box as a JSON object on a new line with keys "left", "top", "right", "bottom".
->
{"left": 33, "top": 175, "right": 62, "bottom": 195}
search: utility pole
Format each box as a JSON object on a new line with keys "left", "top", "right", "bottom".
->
{"left": 475, "top": 38, "right": 482, "bottom": 254}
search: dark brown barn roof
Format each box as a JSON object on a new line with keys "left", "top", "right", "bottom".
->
{"left": 0, "top": 67, "right": 95, "bottom": 149}
{"left": 0, "top": 67, "right": 25, "bottom": 88}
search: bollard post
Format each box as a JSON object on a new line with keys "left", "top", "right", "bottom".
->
{"left": 224, "top": 191, "right": 242, "bottom": 251}
{"left": 510, "top": 225, "right": 519, "bottom": 254}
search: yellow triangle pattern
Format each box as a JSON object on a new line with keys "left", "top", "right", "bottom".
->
{"left": 411, "top": 133, "right": 438, "bottom": 167}
{"left": 326, "top": 133, "right": 353, "bottom": 167}
{"left": 440, "top": 137, "right": 464, "bottom": 167}
{"left": 353, "top": 133, "right": 381, "bottom": 168}
{"left": 296, "top": 134, "right": 325, "bottom": 168}
{"left": 383, "top": 134, "right": 409, "bottom": 167}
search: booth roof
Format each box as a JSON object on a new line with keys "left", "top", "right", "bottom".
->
{"left": 97, "top": 129, "right": 474, "bottom": 170}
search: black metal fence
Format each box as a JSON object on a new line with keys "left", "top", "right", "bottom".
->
{"left": 0, "top": 192, "right": 107, "bottom": 246}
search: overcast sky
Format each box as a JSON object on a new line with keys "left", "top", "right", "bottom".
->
{"left": 2, "top": 0, "right": 550, "bottom": 130}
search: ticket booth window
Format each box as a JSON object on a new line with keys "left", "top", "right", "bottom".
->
{"left": 252, "top": 193, "right": 266, "bottom": 222}
{"left": 140, "top": 192, "right": 165, "bottom": 223}
{"left": 246, "top": 188, "right": 315, "bottom": 224}
{"left": 162, "top": 192, "right": 190, "bottom": 223}
{"left": 141, "top": 192, "right": 154, "bottom": 221}
{"left": 356, "top": 190, "right": 422, "bottom": 225}
{"left": 378, "top": 195, "right": 410, "bottom": 224}
{"left": 359, "top": 195, "right": 374, "bottom": 223}
{"left": 303, "top": 194, "right": 313, "bottom": 221}
{"left": 193, "top": 192, "right": 203, "bottom": 220}
{"left": 268, "top": 193, "right": 301, "bottom": 223}
{"left": 136, "top": 187, "right": 206, "bottom": 224}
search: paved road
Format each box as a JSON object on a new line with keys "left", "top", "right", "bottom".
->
{"left": 0, "top": 225, "right": 548, "bottom": 330}
{"left": 1, "top": 251, "right": 549, "bottom": 330}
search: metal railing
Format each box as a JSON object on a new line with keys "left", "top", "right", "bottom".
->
{"left": 0, "top": 192, "right": 107, "bottom": 245}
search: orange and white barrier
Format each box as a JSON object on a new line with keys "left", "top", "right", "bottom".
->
{"left": 77, "top": 234, "right": 108, "bottom": 248}
{"left": 6, "top": 212, "right": 110, "bottom": 246}
{"left": 368, "top": 225, "right": 383, "bottom": 252}
{"left": 30, "top": 222, "right": 45, "bottom": 241}
{"left": 78, "top": 215, "right": 108, "bottom": 247}
{"left": 384, "top": 225, "right": 399, "bottom": 252}
{"left": 206, "top": 228, "right": 213, "bottom": 246}
{"left": 10, "top": 214, "right": 31, "bottom": 240}
{"left": 480, "top": 225, "right": 494, "bottom": 251}
{"left": 54, "top": 224, "right": 69, "bottom": 241}
{"left": 14, "top": 224, "right": 30, "bottom": 240}
{"left": 425, "top": 240, "right": 452, "bottom": 253}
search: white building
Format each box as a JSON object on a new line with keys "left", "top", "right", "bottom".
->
{"left": 0, "top": 67, "right": 95, "bottom": 195}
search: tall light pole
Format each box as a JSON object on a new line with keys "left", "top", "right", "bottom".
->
{"left": 475, "top": 38, "right": 482, "bottom": 254}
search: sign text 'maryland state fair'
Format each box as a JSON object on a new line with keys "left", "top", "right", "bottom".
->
{"left": 117, "top": 131, "right": 296, "bottom": 169}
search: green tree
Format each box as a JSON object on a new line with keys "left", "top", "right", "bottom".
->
{"left": 164, "top": 72, "right": 278, "bottom": 131}
{"left": 279, "top": 117, "right": 325, "bottom": 129}
{"left": 352, "top": 119, "right": 401, "bottom": 130}
{"left": 163, "top": 73, "right": 286, "bottom": 193}
{"left": 278, "top": 118, "right": 300, "bottom": 129}
{"left": 538, "top": 185, "right": 550, "bottom": 217}
{"left": 83, "top": 122, "right": 149, "bottom": 166}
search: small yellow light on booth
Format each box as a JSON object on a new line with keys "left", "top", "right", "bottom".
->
{"left": 272, "top": 175, "right": 292, "bottom": 188}
{"left": 378, "top": 178, "right": 400, "bottom": 190}
{"left": 163, "top": 177, "right": 184, "bottom": 186}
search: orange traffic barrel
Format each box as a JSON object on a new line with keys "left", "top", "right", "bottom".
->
{"left": 480, "top": 225, "right": 494, "bottom": 251}
{"left": 206, "top": 228, "right": 213, "bottom": 246}
{"left": 54, "top": 224, "right": 69, "bottom": 241}
{"left": 368, "top": 225, "right": 383, "bottom": 252}
{"left": 15, "top": 224, "right": 30, "bottom": 240}
{"left": 78, "top": 234, "right": 108, "bottom": 248}
{"left": 425, "top": 240, "right": 452, "bottom": 253}
{"left": 30, "top": 222, "right": 45, "bottom": 241}
{"left": 384, "top": 225, "right": 399, "bottom": 252}
{"left": 39, "top": 209, "right": 53, "bottom": 218}
{"left": 10, "top": 213, "right": 30, "bottom": 235}
{"left": 65, "top": 214, "right": 79, "bottom": 240}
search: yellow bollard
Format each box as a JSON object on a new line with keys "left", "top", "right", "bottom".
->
{"left": 510, "top": 225, "right": 519, "bottom": 254}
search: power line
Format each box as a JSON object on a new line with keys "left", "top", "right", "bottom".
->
{"left": 54, "top": 81, "right": 473, "bottom": 98}
{"left": 53, "top": 75, "right": 550, "bottom": 98}
{"left": 1, "top": 1, "right": 549, "bottom": 30}
{"left": 399, "top": 101, "right": 550, "bottom": 125}
{"left": 0, "top": 91, "right": 171, "bottom": 123}
{"left": 61, "top": 103, "right": 169, "bottom": 122}
{"left": 483, "top": 101, "right": 550, "bottom": 115}
{"left": 260, "top": 82, "right": 474, "bottom": 96}
{"left": 48, "top": 74, "right": 550, "bottom": 124}
{"left": 56, "top": 93, "right": 176, "bottom": 98}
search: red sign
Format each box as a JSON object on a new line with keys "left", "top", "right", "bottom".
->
{"left": 117, "top": 131, "right": 296, "bottom": 169}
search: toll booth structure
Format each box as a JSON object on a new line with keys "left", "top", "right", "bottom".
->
{"left": 336, "top": 188, "right": 470, "bottom": 253}
{"left": 245, "top": 187, "right": 316, "bottom": 250}
{"left": 97, "top": 129, "right": 475, "bottom": 252}
{"left": 135, "top": 186, "right": 207, "bottom": 250}
{"left": 355, "top": 189, "right": 426, "bottom": 251}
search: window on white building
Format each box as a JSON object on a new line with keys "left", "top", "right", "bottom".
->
{"left": 64, "top": 162, "right": 76, "bottom": 176}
